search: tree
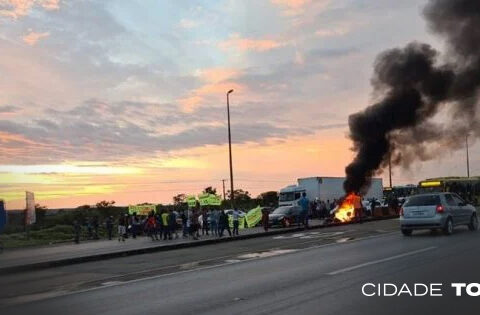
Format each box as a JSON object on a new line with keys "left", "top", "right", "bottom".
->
{"left": 173, "top": 193, "right": 186, "bottom": 205}
{"left": 172, "top": 194, "right": 188, "bottom": 211}
{"left": 257, "top": 191, "right": 279, "bottom": 207}
{"left": 95, "top": 200, "right": 116, "bottom": 218}
{"left": 203, "top": 186, "right": 217, "bottom": 195}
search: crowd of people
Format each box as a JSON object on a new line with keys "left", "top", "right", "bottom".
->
{"left": 72, "top": 208, "right": 244, "bottom": 244}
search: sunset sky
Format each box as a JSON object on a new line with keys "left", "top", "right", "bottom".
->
{"left": 1, "top": 0, "right": 478, "bottom": 210}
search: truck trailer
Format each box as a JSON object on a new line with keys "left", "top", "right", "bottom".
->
{"left": 278, "top": 177, "right": 383, "bottom": 207}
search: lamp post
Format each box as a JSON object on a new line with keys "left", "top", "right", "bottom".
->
{"left": 227, "top": 89, "right": 235, "bottom": 208}
{"left": 466, "top": 134, "right": 470, "bottom": 178}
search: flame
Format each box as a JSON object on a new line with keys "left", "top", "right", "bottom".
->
{"left": 334, "top": 193, "right": 358, "bottom": 223}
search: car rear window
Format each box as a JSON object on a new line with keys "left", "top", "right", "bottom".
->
{"left": 404, "top": 195, "right": 441, "bottom": 206}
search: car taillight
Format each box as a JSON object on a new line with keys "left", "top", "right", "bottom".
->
{"left": 436, "top": 205, "right": 444, "bottom": 213}
{"left": 399, "top": 207, "right": 404, "bottom": 216}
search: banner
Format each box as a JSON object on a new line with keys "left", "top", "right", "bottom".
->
{"left": 198, "top": 193, "right": 210, "bottom": 206}
{"left": 128, "top": 204, "right": 156, "bottom": 216}
{"left": 186, "top": 195, "right": 197, "bottom": 208}
{"left": 207, "top": 194, "right": 222, "bottom": 206}
{"left": 25, "top": 191, "right": 36, "bottom": 225}
{"left": 245, "top": 206, "right": 262, "bottom": 227}
{"left": 0, "top": 199, "right": 6, "bottom": 233}
{"left": 228, "top": 215, "right": 246, "bottom": 229}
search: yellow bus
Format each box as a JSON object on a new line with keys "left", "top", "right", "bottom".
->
{"left": 418, "top": 177, "right": 480, "bottom": 205}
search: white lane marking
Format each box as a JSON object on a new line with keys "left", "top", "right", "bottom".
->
{"left": 237, "top": 249, "right": 297, "bottom": 259}
{"left": 326, "top": 246, "right": 437, "bottom": 276}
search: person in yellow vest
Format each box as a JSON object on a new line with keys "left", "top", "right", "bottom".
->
{"left": 161, "top": 210, "right": 171, "bottom": 240}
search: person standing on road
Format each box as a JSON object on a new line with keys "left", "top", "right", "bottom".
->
{"left": 146, "top": 213, "right": 158, "bottom": 241}
{"left": 219, "top": 210, "right": 231, "bottom": 237}
{"left": 202, "top": 209, "right": 209, "bottom": 236}
{"left": 191, "top": 209, "right": 200, "bottom": 240}
{"left": 262, "top": 208, "right": 269, "bottom": 232}
{"left": 118, "top": 215, "right": 126, "bottom": 242}
{"left": 106, "top": 216, "right": 114, "bottom": 240}
{"left": 210, "top": 209, "right": 219, "bottom": 236}
{"left": 169, "top": 210, "right": 179, "bottom": 239}
{"left": 298, "top": 192, "right": 310, "bottom": 228}
{"left": 161, "top": 210, "right": 170, "bottom": 240}
{"left": 232, "top": 208, "right": 240, "bottom": 236}
{"left": 181, "top": 210, "right": 188, "bottom": 238}
{"left": 73, "top": 220, "right": 81, "bottom": 244}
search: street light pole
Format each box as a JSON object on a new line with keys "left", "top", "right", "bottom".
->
{"left": 222, "top": 179, "right": 226, "bottom": 200}
{"left": 227, "top": 89, "right": 235, "bottom": 208}
{"left": 466, "top": 134, "right": 470, "bottom": 178}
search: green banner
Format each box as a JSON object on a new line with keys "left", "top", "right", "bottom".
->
{"left": 228, "top": 215, "right": 246, "bottom": 229}
{"left": 186, "top": 195, "right": 197, "bottom": 208}
{"left": 128, "top": 204, "right": 156, "bottom": 215}
{"left": 207, "top": 194, "right": 222, "bottom": 206}
{"left": 245, "top": 206, "right": 262, "bottom": 227}
{"left": 198, "top": 193, "right": 210, "bottom": 206}
{"left": 198, "top": 193, "right": 221, "bottom": 206}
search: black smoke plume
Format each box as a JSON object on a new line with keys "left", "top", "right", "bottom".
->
{"left": 344, "top": 0, "right": 480, "bottom": 194}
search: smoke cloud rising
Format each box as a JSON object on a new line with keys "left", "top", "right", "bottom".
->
{"left": 344, "top": 0, "right": 480, "bottom": 194}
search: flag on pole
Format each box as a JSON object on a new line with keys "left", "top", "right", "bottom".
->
{"left": 25, "top": 191, "right": 36, "bottom": 225}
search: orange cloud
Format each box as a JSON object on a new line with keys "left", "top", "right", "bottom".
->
{"left": 0, "top": 0, "right": 60, "bottom": 19}
{"left": 22, "top": 30, "right": 50, "bottom": 45}
{"left": 179, "top": 68, "right": 244, "bottom": 112}
{"left": 219, "top": 34, "right": 284, "bottom": 52}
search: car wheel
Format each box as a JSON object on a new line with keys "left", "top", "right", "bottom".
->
{"left": 468, "top": 213, "right": 478, "bottom": 231}
{"left": 443, "top": 218, "right": 454, "bottom": 235}
{"left": 401, "top": 229, "right": 412, "bottom": 236}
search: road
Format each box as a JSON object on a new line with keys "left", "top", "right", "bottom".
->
{"left": 1, "top": 219, "right": 479, "bottom": 315}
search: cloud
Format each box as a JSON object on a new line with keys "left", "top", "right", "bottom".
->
{"left": 219, "top": 34, "right": 285, "bottom": 52}
{"left": 178, "top": 18, "right": 199, "bottom": 29}
{"left": 0, "top": 105, "right": 19, "bottom": 113}
{"left": 270, "top": 0, "right": 330, "bottom": 16}
{"left": 0, "top": 0, "right": 60, "bottom": 19}
{"left": 22, "top": 30, "right": 49, "bottom": 45}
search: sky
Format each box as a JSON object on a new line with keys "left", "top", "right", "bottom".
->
{"left": 0, "top": 0, "right": 478, "bottom": 210}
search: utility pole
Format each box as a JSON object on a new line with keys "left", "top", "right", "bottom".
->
{"left": 226, "top": 89, "right": 235, "bottom": 208}
{"left": 388, "top": 152, "right": 392, "bottom": 188}
{"left": 222, "top": 179, "right": 226, "bottom": 200}
{"left": 466, "top": 134, "right": 470, "bottom": 178}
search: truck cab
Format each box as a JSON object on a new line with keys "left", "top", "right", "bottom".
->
{"left": 279, "top": 185, "right": 305, "bottom": 206}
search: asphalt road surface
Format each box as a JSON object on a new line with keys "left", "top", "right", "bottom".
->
{"left": 1, "top": 219, "right": 479, "bottom": 315}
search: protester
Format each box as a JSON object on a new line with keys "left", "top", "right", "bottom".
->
{"left": 73, "top": 220, "right": 81, "bottom": 244}
{"left": 131, "top": 213, "right": 140, "bottom": 239}
{"left": 169, "top": 210, "right": 179, "bottom": 239}
{"left": 191, "top": 209, "right": 200, "bottom": 239}
{"left": 298, "top": 192, "right": 309, "bottom": 228}
{"left": 118, "top": 215, "right": 126, "bottom": 242}
{"left": 219, "top": 210, "right": 231, "bottom": 237}
{"left": 232, "top": 208, "right": 240, "bottom": 236}
{"left": 202, "top": 209, "right": 209, "bottom": 236}
{"left": 105, "top": 216, "right": 114, "bottom": 240}
{"left": 161, "top": 210, "right": 170, "bottom": 240}
{"left": 210, "top": 209, "right": 219, "bottom": 236}
{"left": 146, "top": 212, "right": 158, "bottom": 241}
{"left": 181, "top": 210, "right": 188, "bottom": 238}
{"left": 262, "top": 208, "right": 269, "bottom": 232}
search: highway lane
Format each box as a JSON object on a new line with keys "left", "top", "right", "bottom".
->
{"left": 0, "top": 219, "right": 398, "bottom": 303}
{"left": 2, "top": 221, "right": 480, "bottom": 314}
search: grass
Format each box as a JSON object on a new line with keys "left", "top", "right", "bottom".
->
{"left": 0, "top": 225, "right": 75, "bottom": 249}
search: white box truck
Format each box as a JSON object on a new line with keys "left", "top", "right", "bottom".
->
{"left": 278, "top": 176, "right": 383, "bottom": 206}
